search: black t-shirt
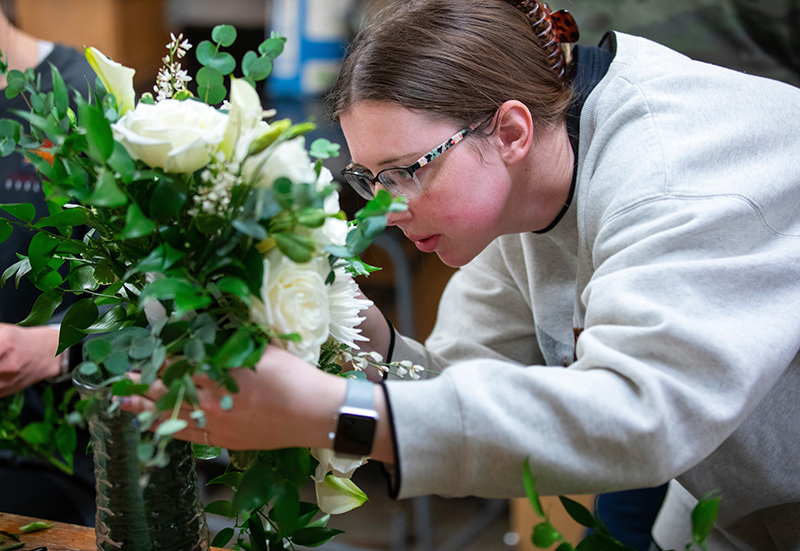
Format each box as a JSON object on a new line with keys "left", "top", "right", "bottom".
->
{"left": 0, "top": 44, "right": 94, "bottom": 323}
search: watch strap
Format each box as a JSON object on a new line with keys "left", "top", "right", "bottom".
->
{"left": 343, "top": 377, "right": 375, "bottom": 411}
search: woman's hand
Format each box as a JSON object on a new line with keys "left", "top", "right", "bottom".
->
{"left": 121, "top": 345, "right": 347, "bottom": 451}
{"left": 0, "top": 324, "right": 62, "bottom": 398}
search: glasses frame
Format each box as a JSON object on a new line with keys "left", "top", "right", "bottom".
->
{"left": 342, "top": 124, "right": 478, "bottom": 200}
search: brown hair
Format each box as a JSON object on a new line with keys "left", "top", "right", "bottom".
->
{"left": 328, "top": 0, "right": 573, "bottom": 135}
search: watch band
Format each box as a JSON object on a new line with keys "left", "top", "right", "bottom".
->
{"left": 331, "top": 378, "right": 379, "bottom": 457}
{"left": 343, "top": 377, "right": 375, "bottom": 411}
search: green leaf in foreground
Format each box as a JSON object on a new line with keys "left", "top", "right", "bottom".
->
{"left": 523, "top": 457, "right": 545, "bottom": 517}
{"left": 692, "top": 492, "right": 720, "bottom": 545}
{"left": 18, "top": 521, "right": 53, "bottom": 533}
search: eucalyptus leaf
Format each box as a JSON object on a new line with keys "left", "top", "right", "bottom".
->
{"left": 212, "top": 25, "right": 237, "bottom": 47}
{"left": 155, "top": 419, "right": 188, "bottom": 436}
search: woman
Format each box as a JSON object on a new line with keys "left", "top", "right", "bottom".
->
{"left": 125, "top": 1, "right": 800, "bottom": 548}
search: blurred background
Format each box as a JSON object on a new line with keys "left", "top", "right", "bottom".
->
{"left": 5, "top": 0, "right": 797, "bottom": 549}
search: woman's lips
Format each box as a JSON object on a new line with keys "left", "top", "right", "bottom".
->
{"left": 410, "top": 234, "right": 440, "bottom": 253}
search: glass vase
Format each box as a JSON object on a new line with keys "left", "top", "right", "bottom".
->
{"left": 74, "top": 370, "right": 210, "bottom": 551}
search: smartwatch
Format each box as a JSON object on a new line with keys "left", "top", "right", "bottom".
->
{"left": 331, "top": 378, "right": 379, "bottom": 458}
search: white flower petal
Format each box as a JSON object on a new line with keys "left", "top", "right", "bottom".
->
{"left": 315, "top": 475, "right": 368, "bottom": 515}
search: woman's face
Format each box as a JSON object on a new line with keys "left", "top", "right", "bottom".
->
{"left": 341, "top": 101, "right": 515, "bottom": 267}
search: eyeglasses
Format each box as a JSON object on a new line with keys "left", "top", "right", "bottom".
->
{"left": 342, "top": 125, "right": 477, "bottom": 200}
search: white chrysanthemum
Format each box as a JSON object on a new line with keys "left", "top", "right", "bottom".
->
{"left": 327, "top": 265, "right": 371, "bottom": 349}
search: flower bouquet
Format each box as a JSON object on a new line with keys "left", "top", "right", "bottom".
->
{"left": 0, "top": 26, "right": 408, "bottom": 550}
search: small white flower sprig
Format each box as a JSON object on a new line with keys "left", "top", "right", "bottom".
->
{"left": 342, "top": 350, "right": 428, "bottom": 380}
{"left": 154, "top": 32, "right": 192, "bottom": 101}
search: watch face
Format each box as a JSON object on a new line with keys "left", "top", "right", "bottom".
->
{"left": 334, "top": 412, "right": 378, "bottom": 456}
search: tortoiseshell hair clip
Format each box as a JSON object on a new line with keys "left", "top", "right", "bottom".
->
{"left": 510, "top": 0, "right": 580, "bottom": 78}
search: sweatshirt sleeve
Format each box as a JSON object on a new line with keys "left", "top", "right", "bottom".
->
{"left": 384, "top": 193, "right": 800, "bottom": 500}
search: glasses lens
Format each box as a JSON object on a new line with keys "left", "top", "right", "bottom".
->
{"left": 342, "top": 171, "right": 375, "bottom": 200}
{"left": 377, "top": 168, "right": 421, "bottom": 198}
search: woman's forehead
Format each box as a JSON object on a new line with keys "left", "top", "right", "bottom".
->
{"left": 341, "top": 101, "right": 454, "bottom": 166}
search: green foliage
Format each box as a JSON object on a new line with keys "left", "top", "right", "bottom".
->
{"left": 0, "top": 28, "right": 397, "bottom": 551}
{"left": 523, "top": 459, "right": 720, "bottom": 551}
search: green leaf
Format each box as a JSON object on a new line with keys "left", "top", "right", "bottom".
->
{"left": 0, "top": 218, "right": 10, "bottom": 245}
{"left": 86, "top": 169, "right": 128, "bottom": 207}
{"left": 211, "top": 527, "right": 235, "bottom": 549}
{"left": 108, "top": 141, "right": 136, "bottom": 184}
{"left": 20, "top": 422, "right": 52, "bottom": 445}
{"left": 208, "top": 471, "right": 244, "bottom": 488}
{"left": 110, "top": 378, "right": 149, "bottom": 397}
{"left": 198, "top": 84, "right": 226, "bottom": 105}
{"left": 18, "top": 290, "right": 62, "bottom": 326}
{"left": 55, "top": 423, "right": 77, "bottom": 467}
{"left": 156, "top": 419, "right": 188, "bottom": 436}
{"left": 692, "top": 493, "right": 720, "bottom": 544}
{"left": 204, "top": 500, "right": 236, "bottom": 517}
{"left": 248, "top": 516, "right": 269, "bottom": 551}
{"left": 196, "top": 66, "right": 223, "bottom": 88}
{"left": 531, "top": 522, "right": 560, "bottom": 548}
{"left": 69, "top": 264, "right": 100, "bottom": 292}
{"left": 215, "top": 276, "right": 251, "bottom": 305}
{"left": 85, "top": 338, "right": 113, "bottom": 363}
{"left": 309, "top": 138, "right": 340, "bottom": 160}
{"left": 193, "top": 444, "right": 222, "bottom": 460}
{"left": 523, "top": 457, "right": 545, "bottom": 517}
{"left": 18, "top": 522, "right": 52, "bottom": 534}
{"left": 85, "top": 304, "right": 127, "bottom": 333}
{"left": 232, "top": 218, "right": 268, "bottom": 240}
{"left": 212, "top": 25, "right": 237, "bottom": 47}
{"left": 57, "top": 298, "right": 99, "bottom": 355}
{"left": 80, "top": 101, "right": 114, "bottom": 162}
{"left": 559, "top": 496, "right": 597, "bottom": 529}
{"left": 270, "top": 482, "right": 300, "bottom": 536}
{"left": 34, "top": 208, "right": 88, "bottom": 229}
{"left": 149, "top": 176, "right": 187, "bottom": 220}
{"left": 259, "top": 35, "right": 286, "bottom": 60}
{"left": 273, "top": 232, "right": 316, "bottom": 263}
{"left": 290, "top": 527, "right": 344, "bottom": 548}
{"left": 241, "top": 53, "right": 272, "bottom": 82}
{"left": 212, "top": 327, "right": 254, "bottom": 368}
{"left": 233, "top": 462, "right": 277, "bottom": 513}
{"left": 119, "top": 202, "right": 155, "bottom": 240}
{"left": 28, "top": 232, "right": 59, "bottom": 276}
{"left": 0, "top": 203, "right": 36, "bottom": 224}
{"left": 126, "top": 243, "right": 184, "bottom": 277}
{"left": 49, "top": 63, "right": 69, "bottom": 118}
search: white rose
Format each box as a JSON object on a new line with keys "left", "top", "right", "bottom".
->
{"left": 250, "top": 252, "right": 331, "bottom": 363}
{"left": 111, "top": 99, "right": 228, "bottom": 174}
{"left": 242, "top": 136, "right": 318, "bottom": 188}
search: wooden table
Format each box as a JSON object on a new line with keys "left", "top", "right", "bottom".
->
{"left": 0, "top": 513, "right": 94, "bottom": 551}
{"left": 0, "top": 513, "right": 226, "bottom": 551}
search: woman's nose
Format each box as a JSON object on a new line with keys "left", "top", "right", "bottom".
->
{"left": 386, "top": 204, "right": 411, "bottom": 226}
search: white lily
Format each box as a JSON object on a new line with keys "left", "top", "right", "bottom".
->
{"left": 220, "top": 77, "right": 264, "bottom": 159}
{"left": 315, "top": 475, "right": 368, "bottom": 515}
{"left": 84, "top": 47, "right": 136, "bottom": 115}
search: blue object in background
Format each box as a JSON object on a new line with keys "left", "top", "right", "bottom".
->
{"left": 268, "top": 0, "right": 355, "bottom": 98}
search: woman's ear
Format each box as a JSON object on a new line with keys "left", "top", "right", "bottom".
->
{"left": 492, "top": 100, "right": 534, "bottom": 165}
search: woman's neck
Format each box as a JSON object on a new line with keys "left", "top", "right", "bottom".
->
{"left": 0, "top": 14, "right": 42, "bottom": 88}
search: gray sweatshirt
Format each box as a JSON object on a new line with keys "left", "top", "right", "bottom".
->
{"left": 383, "top": 32, "right": 800, "bottom": 550}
